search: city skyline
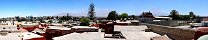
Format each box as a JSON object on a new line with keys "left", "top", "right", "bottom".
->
{"left": 0, "top": 0, "right": 208, "bottom": 18}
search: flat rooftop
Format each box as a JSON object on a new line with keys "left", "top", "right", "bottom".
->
{"left": 53, "top": 25, "right": 161, "bottom": 40}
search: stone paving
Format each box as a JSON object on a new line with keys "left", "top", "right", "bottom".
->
{"left": 114, "top": 25, "right": 161, "bottom": 40}
{"left": 53, "top": 25, "right": 161, "bottom": 40}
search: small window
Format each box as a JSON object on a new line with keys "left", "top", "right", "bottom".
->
{"left": 3, "top": 28, "right": 5, "bottom": 29}
{"left": 204, "top": 23, "right": 208, "bottom": 26}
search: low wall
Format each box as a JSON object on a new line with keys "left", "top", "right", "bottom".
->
{"left": 150, "top": 20, "right": 189, "bottom": 27}
{"left": 145, "top": 24, "right": 196, "bottom": 40}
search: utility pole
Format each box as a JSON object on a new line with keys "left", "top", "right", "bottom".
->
{"left": 66, "top": 13, "right": 69, "bottom": 20}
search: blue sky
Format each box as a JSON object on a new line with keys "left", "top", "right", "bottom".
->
{"left": 0, "top": 0, "right": 207, "bottom": 17}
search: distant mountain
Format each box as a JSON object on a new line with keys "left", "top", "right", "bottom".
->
{"left": 95, "top": 9, "right": 111, "bottom": 17}
{"left": 53, "top": 9, "right": 168, "bottom": 17}
{"left": 149, "top": 8, "right": 169, "bottom": 16}
{"left": 54, "top": 12, "right": 87, "bottom": 16}
{"left": 53, "top": 9, "right": 111, "bottom": 17}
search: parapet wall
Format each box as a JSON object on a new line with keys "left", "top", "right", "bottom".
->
{"left": 150, "top": 20, "right": 188, "bottom": 27}
{"left": 144, "top": 23, "right": 196, "bottom": 40}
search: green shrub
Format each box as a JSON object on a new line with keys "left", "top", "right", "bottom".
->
{"left": 80, "top": 18, "right": 90, "bottom": 26}
{"left": 80, "top": 18, "right": 90, "bottom": 23}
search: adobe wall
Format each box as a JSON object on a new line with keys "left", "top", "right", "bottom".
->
{"left": 150, "top": 20, "right": 189, "bottom": 27}
{"left": 145, "top": 24, "right": 196, "bottom": 40}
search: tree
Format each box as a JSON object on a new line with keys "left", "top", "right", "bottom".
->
{"left": 88, "top": 2, "right": 95, "bottom": 20}
{"left": 120, "top": 13, "right": 128, "bottom": 20}
{"left": 169, "top": 10, "right": 180, "bottom": 20}
{"left": 46, "top": 16, "right": 53, "bottom": 20}
{"left": 129, "top": 15, "right": 136, "bottom": 20}
{"left": 60, "top": 16, "right": 66, "bottom": 20}
{"left": 131, "top": 15, "right": 136, "bottom": 19}
{"left": 80, "top": 18, "right": 90, "bottom": 26}
{"left": 189, "top": 12, "right": 196, "bottom": 20}
{"left": 28, "top": 15, "right": 33, "bottom": 21}
{"left": 60, "top": 16, "right": 72, "bottom": 20}
{"left": 72, "top": 17, "right": 78, "bottom": 22}
{"left": 15, "top": 16, "right": 20, "bottom": 22}
{"left": 48, "top": 19, "right": 53, "bottom": 23}
{"left": 80, "top": 18, "right": 90, "bottom": 23}
{"left": 20, "top": 17, "right": 27, "bottom": 21}
{"left": 180, "top": 15, "right": 190, "bottom": 20}
{"left": 107, "top": 11, "right": 118, "bottom": 21}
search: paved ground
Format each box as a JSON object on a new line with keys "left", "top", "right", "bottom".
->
{"left": 53, "top": 32, "right": 128, "bottom": 40}
{"left": 114, "top": 25, "right": 161, "bottom": 40}
{"left": 53, "top": 25, "right": 161, "bottom": 40}
{"left": 114, "top": 25, "right": 148, "bottom": 32}
{"left": 174, "top": 25, "right": 192, "bottom": 29}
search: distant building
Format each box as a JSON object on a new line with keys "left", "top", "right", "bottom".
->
{"left": 153, "top": 16, "right": 172, "bottom": 21}
{"left": 138, "top": 11, "right": 155, "bottom": 23}
{"left": 196, "top": 16, "right": 208, "bottom": 23}
{"left": 0, "top": 25, "right": 17, "bottom": 31}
